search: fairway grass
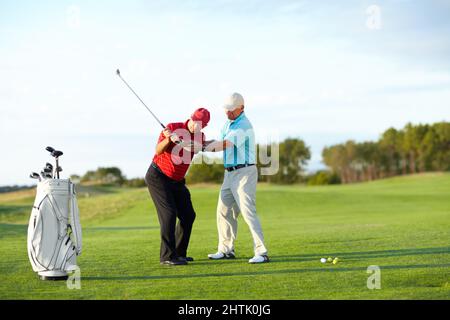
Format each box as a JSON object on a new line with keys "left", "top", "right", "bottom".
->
{"left": 1, "top": 173, "right": 449, "bottom": 299}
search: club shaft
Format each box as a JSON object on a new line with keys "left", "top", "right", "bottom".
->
{"left": 56, "top": 158, "right": 60, "bottom": 179}
{"left": 117, "top": 73, "right": 166, "bottom": 129}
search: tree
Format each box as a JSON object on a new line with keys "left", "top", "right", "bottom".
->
{"left": 418, "top": 126, "right": 437, "bottom": 172}
{"left": 185, "top": 155, "right": 224, "bottom": 184}
{"left": 81, "top": 167, "right": 126, "bottom": 185}
{"left": 379, "top": 128, "right": 401, "bottom": 177}
{"left": 323, "top": 144, "right": 347, "bottom": 183}
{"left": 307, "top": 171, "right": 341, "bottom": 185}
{"left": 432, "top": 122, "right": 450, "bottom": 171}
{"left": 356, "top": 141, "right": 380, "bottom": 181}
{"left": 268, "top": 138, "right": 311, "bottom": 184}
{"left": 321, "top": 121, "right": 450, "bottom": 184}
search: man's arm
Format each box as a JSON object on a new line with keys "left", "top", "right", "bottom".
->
{"left": 156, "top": 128, "right": 180, "bottom": 155}
{"left": 203, "top": 139, "right": 233, "bottom": 152}
{"left": 155, "top": 137, "right": 171, "bottom": 155}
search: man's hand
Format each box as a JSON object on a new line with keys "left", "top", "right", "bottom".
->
{"left": 163, "top": 128, "right": 181, "bottom": 144}
{"left": 156, "top": 128, "right": 180, "bottom": 155}
{"left": 162, "top": 128, "right": 172, "bottom": 139}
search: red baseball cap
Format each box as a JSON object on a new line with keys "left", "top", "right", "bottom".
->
{"left": 191, "top": 107, "right": 210, "bottom": 128}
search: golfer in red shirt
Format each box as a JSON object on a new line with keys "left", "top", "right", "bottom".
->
{"left": 144, "top": 108, "right": 210, "bottom": 265}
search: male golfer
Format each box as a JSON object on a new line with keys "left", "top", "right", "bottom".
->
{"left": 204, "top": 93, "right": 269, "bottom": 263}
{"left": 145, "top": 108, "right": 210, "bottom": 265}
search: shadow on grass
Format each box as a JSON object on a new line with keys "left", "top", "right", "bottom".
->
{"left": 307, "top": 237, "right": 380, "bottom": 244}
{"left": 82, "top": 263, "right": 450, "bottom": 281}
{"left": 189, "top": 247, "right": 450, "bottom": 265}
{"left": 272, "top": 247, "right": 450, "bottom": 262}
{"left": 0, "top": 223, "right": 27, "bottom": 239}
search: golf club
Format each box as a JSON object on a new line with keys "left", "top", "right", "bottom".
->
{"left": 40, "top": 170, "right": 51, "bottom": 179}
{"left": 115, "top": 69, "right": 182, "bottom": 144}
{"left": 45, "top": 146, "right": 63, "bottom": 179}
{"left": 30, "top": 172, "right": 41, "bottom": 182}
{"left": 45, "top": 163, "right": 54, "bottom": 178}
{"left": 43, "top": 167, "right": 53, "bottom": 179}
{"left": 53, "top": 151, "right": 63, "bottom": 179}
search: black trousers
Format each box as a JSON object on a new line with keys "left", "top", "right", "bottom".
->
{"left": 145, "top": 164, "right": 196, "bottom": 262}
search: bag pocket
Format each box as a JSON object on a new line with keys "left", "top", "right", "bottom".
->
{"left": 31, "top": 198, "right": 60, "bottom": 269}
{"left": 55, "top": 234, "right": 76, "bottom": 270}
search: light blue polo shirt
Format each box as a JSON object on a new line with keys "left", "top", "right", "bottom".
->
{"left": 220, "top": 112, "right": 256, "bottom": 168}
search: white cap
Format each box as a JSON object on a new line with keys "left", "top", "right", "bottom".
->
{"left": 223, "top": 92, "right": 244, "bottom": 111}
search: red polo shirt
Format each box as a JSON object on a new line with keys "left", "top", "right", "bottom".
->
{"left": 152, "top": 120, "right": 205, "bottom": 181}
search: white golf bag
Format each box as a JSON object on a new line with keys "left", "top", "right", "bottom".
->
{"left": 27, "top": 178, "right": 82, "bottom": 280}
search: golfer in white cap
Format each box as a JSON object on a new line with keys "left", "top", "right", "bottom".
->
{"left": 203, "top": 93, "right": 269, "bottom": 263}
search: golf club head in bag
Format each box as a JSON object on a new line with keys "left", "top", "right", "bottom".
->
{"left": 45, "top": 163, "right": 53, "bottom": 176}
{"left": 43, "top": 167, "right": 52, "bottom": 177}
{"left": 30, "top": 172, "right": 41, "bottom": 182}
{"left": 45, "top": 146, "right": 63, "bottom": 179}
{"left": 40, "top": 170, "right": 51, "bottom": 180}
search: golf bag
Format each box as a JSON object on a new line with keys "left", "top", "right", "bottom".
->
{"left": 27, "top": 178, "right": 82, "bottom": 280}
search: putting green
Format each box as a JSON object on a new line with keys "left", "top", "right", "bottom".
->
{"left": 1, "top": 173, "right": 449, "bottom": 299}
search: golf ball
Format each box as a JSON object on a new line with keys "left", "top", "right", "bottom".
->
{"left": 320, "top": 258, "right": 327, "bottom": 263}
{"left": 327, "top": 257, "right": 333, "bottom": 263}
{"left": 332, "top": 258, "right": 339, "bottom": 265}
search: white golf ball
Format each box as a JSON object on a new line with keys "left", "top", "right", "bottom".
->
{"left": 320, "top": 258, "right": 327, "bottom": 263}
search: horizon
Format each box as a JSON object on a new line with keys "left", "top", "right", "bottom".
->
{"left": 1, "top": 0, "right": 450, "bottom": 185}
{"left": 2, "top": 119, "right": 447, "bottom": 188}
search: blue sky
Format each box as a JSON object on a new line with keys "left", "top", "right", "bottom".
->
{"left": 1, "top": 0, "right": 450, "bottom": 185}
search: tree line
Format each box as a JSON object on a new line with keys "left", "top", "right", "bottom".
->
{"left": 66, "top": 121, "right": 449, "bottom": 187}
{"left": 322, "top": 122, "right": 450, "bottom": 184}
{"left": 71, "top": 167, "right": 146, "bottom": 187}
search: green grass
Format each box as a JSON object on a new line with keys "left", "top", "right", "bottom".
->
{"left": 1, "top": 173, "right": 449, "bottom": 299}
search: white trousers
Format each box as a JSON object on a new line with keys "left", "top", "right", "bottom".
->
{"left": 216, "top": 165, "right": 268, "bottom": 256}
